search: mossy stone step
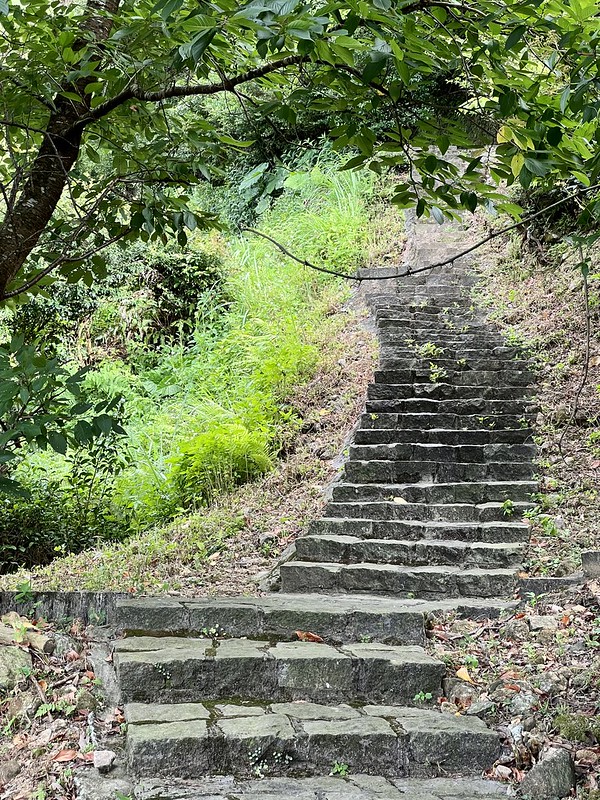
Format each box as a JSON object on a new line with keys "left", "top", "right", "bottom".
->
{"left": 367, "top": 384, "right": 534, "bottom": 402}
{"left": 324, "top": 500, "right": 533, "bottom": 523}
{"left": 353, "top": 428, "right": 533, "bottom": 445}
{"left": 121, "top": 775, "right": 508, "bottom": 800}
{"left": 115, "top": 594, "right": 434, "bottom": 646}
{"left": 379, "top": 357, "right": 532, "bottom": 372}
{"left": 373, "top": 369, "right": 535, "bottom": 386}
{"left": 125, "top": 701, "right": 500, "bottom": 779}
{"left": 115, "top": 637, "right": 444, "bottom": 706}
{"left": 364, "top": 398, "right": 537, "bottom": 416}
{"left": 358, "top": 412, "right": 535, "bottom": 431}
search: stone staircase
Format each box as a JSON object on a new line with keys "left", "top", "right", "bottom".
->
{"left": 106, "top": 220, "right": 534, "bottom": 798}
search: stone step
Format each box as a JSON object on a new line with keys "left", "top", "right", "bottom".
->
{"left": 379, "top": 336, "right": 526, "bottom": 358}
{"left": 374, "top": 369, "right": 535, "bottom": 386}
{"left": 364, "top": 398, "right": 537, "bottom": 416}
{"left": 354, "top": 427, "right": 533, "bottom": 445}
{"left": 295, "top": 535, "right": 524, "bottom": 569}
{"left": 367, "top": 384, "right": 535, "bottom": 402}
{"left": 348, "top": 443, "right": 536, "bottom": 464}
{"left": 331, "top": 480, "right": 537, "bottom": 504}
{"left": 375, "top": 307, "right": 481, "bottom": 320}
{"left": 378, "top": 338, "right": 516, "bottom": 351}
{"left": 309, "top": 518, "right": 529, "bottom": 544}
{"left": 125, "top": 701, "right": 500, "bottom": 779}
{"left": 343, "top": 459, "right": 536, "bottom": 483}
{"left": 376, "top": 321, "right": 491, "bottom": 333}
{"left": 358, "top": 412, "right": 534, "bottom": 431}
{"left": 115, "top": 637, "right": 444, "bottom": 706}
{"left": 379, "top": 357, "right": 532, "bottom": 372}
{"left": 324, "top": 500, "right": 533, "bottom": 523}
{"left": 116, "top": 594, "right": 433, "bottom": 646}
{"left": 120, "top": 775, "right": 509, "bottom": 800}
{"left": 280, "top": 562, "right": 517, "bottom": 599}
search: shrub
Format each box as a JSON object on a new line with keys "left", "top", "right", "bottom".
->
{"left": 171, "top": 421, "right": 272, "bottom": 508}
{"left": 142, "top": 247, "right": 227, "bottom": 333}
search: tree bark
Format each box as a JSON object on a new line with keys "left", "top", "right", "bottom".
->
{"left": 0, "top": 0, "right": 120, "bottom": 299}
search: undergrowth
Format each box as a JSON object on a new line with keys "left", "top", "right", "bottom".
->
{"left": 0, "top": 166, "right": 379, "bottom": 583}
{"left": 475, "top": 224, "right": 600, "bottom": 577}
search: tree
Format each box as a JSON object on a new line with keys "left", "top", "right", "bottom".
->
{"left": 0, "top": 0, "right": 599, "bottom": 305}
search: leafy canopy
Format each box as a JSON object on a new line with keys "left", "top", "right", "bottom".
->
{"left": 0, "top": 0, "right": 599, "bottom": 301}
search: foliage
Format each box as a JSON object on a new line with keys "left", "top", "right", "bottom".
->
{"left": 0, "top": 335, "right": 124, "bottom": 495}
{"left": 1, "top": 0, "right": 600, "bottom": 306}
{"left": 0, "top": 431, "right": 131, "bottom": 573}
{"left": 0, "top": 166, "right": 369, "bottom": 569}
{"left": 171, "top": 422, "right": 272, "bottom": 508}
{"left": 141, "top": 247, "right": 226, "bottom": 333}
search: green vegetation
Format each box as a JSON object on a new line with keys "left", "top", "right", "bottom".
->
{"left": 0, "top": 166, "right": 373, "bottom": 580}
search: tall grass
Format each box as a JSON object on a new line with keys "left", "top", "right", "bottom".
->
{"left": 103, "top": 166, "right": 371, "bottom": 525}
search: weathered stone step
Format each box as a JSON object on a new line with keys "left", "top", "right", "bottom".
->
{"left": 348, "top": 442, "right": 536, "bottom": 464}
{"left": 331, "top": 480, "right": 537, "bottom": 504}
{"left": 295, "top": 535, "right": 524, "bottom": 569}
{"left": 367, "top": 383, "right": 534, "bottom": 402}
{"left": 379, "top": 357, "right": 532, "bottom": 372}
{"left": 280, "top": 562, "right": 516, "bottom": 598}
{"left": 379, "top": 346, "right": 531, "bottom": 360}
{"left": 378, "top": 335, "right": 515, "bottom": 348}
{"left": 116, "top": 594, "right": 433, "bottom": 646}
{"left": 375, "top": 308, "right": 480, "bottom": 321}
{"left": 374, "top": 369, "right": 535, "bottom": 386}
{"left": 125, "top": 701, "right": 500, "bottom": 779}
{"left": 354, "top": 427, "right": 533, "bottom": 445}
{"left": 358, "top": 412, "right": 534, "bottom": 431}
{"left": 324, "top": 500, "right": 532, "bottom": 523}
{"left": 121, "top": 775, "right": 509, "bottom": 800}
{"left": 344, "top": 459, "right": 535, "bottom": 483}
{"left": 364, "top": 398, "right": 537, "bottom": 416}
{"left": 375, "top": 303, "right": 480, "bottom": 316}
{"left": 376, "top": 320, "right": 491, "bottom": 334}
{"left": 309, "top": 518, "right": 529, "bottom": 544}
{"left": 115, "top": 637, "right": 444, "bottom": 706}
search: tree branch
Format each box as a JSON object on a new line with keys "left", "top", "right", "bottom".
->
{"left": 86, "top": 55, "right": 308, "bottom": 124}
{"left": 3, "top": 229, "right": 131, "bottom": 299}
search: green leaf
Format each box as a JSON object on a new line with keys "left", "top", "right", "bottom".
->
{"left": 505, "top": 24, "right": 527, "bottom": 50}
{"left": 546, "top": 127, "right": 562, "bottom": 146}
{"left": 47, "top": 431, "right": 67, "bottom": 455}
{"left": 191, "top": 28, "right": 217, "bottom": 62}
{"left": 524, "top": 158, "right": 549, "bottom": 177}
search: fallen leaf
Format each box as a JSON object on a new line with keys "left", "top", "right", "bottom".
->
{"left": 455, "top": 666, "right": 476, "bottom": 685}
{"left": 393, "top": 497, "right": 408, "bottom": 504}
{"left": 81, "top": 751, "right": 95, "bottom": 762}
{"left": 65, "top": 650, "right": 81, "bottom": 662}
{"left": 295, "top": 630, "right": 324, "bottom": 643}
{"left": 51, "top": 749, "right": 78, "bottom": 763}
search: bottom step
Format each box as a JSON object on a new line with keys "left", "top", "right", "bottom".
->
{"left": 125, "top": 702, "right": 501, "bottom": 779}
{"left": 76, "top": 774, "right": 508, "bottom": 800}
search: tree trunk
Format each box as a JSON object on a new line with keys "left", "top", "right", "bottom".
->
{"left": 0, "top": 0, "right": 120, "bottom": 300}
